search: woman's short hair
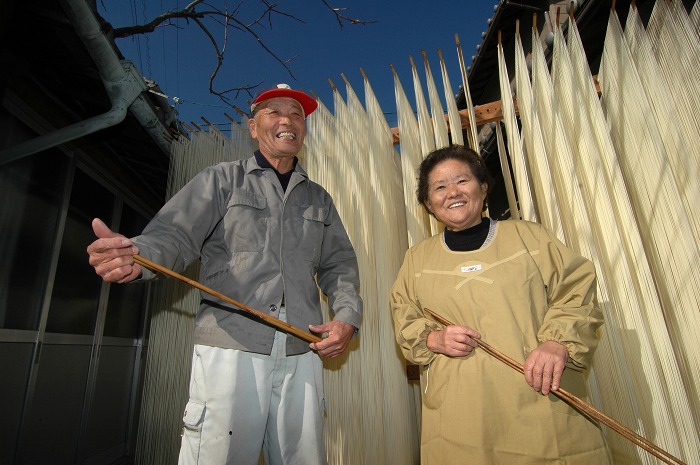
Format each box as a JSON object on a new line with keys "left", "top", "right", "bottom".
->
{"left": 416, "top": 144, "right": 494, "bottom": 214}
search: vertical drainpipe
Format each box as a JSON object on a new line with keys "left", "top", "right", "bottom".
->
{"left": 0, "top": 0, "right": 172, "bottom": 165}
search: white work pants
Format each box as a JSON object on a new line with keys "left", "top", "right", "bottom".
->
{"left": 178, "top": 309, "right": 326, "bottom": 465}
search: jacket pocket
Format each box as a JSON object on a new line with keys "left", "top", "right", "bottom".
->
{"left": 298, "top": 205, "right": 328, "bottom": 264}
{"left": 225, "top": 190, "right": 269, "bottom": 252}
{"left": 302, "top": 205, "right": 329, "bottom": 224}
{"left": 549, "top": 369, "right": 588, "bottom": 416}
{"left": 421, "top": 356, "right": 450, "bottom": 410}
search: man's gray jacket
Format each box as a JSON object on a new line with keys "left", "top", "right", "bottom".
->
{"left": 132, "top": 155, "right": 362, "bottom": 356}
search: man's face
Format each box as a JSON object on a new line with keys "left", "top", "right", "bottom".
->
{"left": 248, "top": 97, "right": 306, "bottom": 163}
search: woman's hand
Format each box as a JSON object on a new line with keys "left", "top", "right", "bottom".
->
{"left": 427, "top": 325, "right": 481, "bottom": 357}
{"left": 524, "top": 340, "right": 568, "bottom": 395}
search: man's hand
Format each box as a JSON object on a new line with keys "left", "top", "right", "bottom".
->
{"left": 86, "top": 218, "right": 141, "bottom": 283}
{"left": 308, "top": 320, "right": 356, "bottom": 358}
{"left": 523, "top": 340, "right": 568, "bottom": 395}
{"left": 426, "top": 325, "right": 481, "bottom": 357}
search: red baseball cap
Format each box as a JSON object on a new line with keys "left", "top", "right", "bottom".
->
{"left": 250, "top": 83, "right": 318, "bottom": 117}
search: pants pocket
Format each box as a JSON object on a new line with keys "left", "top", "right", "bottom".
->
{"left": 179, "top": 399, "right": 206, "bottom": 464}
{"left": 183, "top": 399, "right": 206, "bottom": 431}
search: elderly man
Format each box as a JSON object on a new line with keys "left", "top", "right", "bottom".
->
{"left": 87, "top": 84, "right": 362, "bottom": 465}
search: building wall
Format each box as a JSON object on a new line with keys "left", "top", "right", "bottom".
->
{"left": 0, "top": 103, "right": 155, "bottom": 465}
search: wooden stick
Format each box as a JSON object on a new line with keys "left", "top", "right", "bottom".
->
{"left": 132, "top": 255, "right": 323, "bottom": 344}
{"left": 422, "top": 308, "right": 686, "bottom": 465}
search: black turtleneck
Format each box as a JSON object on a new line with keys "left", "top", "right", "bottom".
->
{"left": 443, "top": 217, "right": 490, "bottom": 251}
{"left": 254, "top": 150, "right": 297, "bottom": 192}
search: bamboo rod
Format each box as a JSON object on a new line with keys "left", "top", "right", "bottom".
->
{"left": 422, "top": 308, "right": 686, "bottom": 465}
{"left": 133, "top": 255, "right": 323, "bottom": 344}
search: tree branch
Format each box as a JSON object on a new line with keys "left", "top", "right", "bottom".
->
{"left": 108, "top": 0, "right": 374, "bottom": 110}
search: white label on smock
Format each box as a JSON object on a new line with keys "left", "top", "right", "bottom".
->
{"left": 461, "top": 264, "right": 482, "bottom": 273}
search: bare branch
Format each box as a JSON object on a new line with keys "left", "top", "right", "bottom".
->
{"left": 113, "top": 10, "right": 206, "bottom": 38}
{"left": 107, "top": 0, "right": 375, "bottom": 111}
{"left": 319, "top": 0, "right": 376, "bottom": 28}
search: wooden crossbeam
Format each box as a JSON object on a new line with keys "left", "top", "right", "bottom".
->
{"left": 390, "top": 75, "right": 600, "bottom": 145}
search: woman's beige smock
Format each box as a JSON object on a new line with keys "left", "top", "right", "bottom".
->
{"left": 391, "top": 220, "right": 610, "bottom": 465}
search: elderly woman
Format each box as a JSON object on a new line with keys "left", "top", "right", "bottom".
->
{"left": 391, "top": 145, "right": 610, "bottom": 464}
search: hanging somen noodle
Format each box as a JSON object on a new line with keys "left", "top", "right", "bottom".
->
{"left": 438, "top": 48, "right": 464, "bottom": 146}
{"left": 496, "top": 32, "right": 537, "bottom": 222}
{"left": 132, "top": 3, "right": 698, "bottom": 463}
{"left": 514, "top": 20, "right": 564, "bottom": 240}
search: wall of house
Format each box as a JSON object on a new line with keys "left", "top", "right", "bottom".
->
{"left": 0, "top": 102, "right": 155, "bottom": 465}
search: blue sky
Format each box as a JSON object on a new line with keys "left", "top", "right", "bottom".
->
{"left": 99, "top": 1, "right": 498, "bottom": 130}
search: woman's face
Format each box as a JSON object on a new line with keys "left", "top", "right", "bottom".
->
{"left": 425, "top": 159, "right": 488, "bottom": 231}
